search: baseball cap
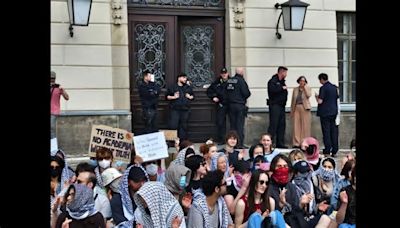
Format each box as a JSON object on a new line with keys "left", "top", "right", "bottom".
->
{"left": 220, "top": 67, "right": 228, "bottom": 74}
{"left": 101, "top": 167, "right": 122, "bottom": 186}
{"left": 293, "top": 160, "right": 311, "bottom": 173}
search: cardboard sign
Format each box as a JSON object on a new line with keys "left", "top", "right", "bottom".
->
{"left": 88, "top": 125, "right": 134, "bottom": 163}
{"left": 133, "top": 132, "right": 169, "bottom": 162}
{"left": 159, "top": 129, "right": 178, "bottom": 141}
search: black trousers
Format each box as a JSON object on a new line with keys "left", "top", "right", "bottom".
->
{"left": 268, "top": 104, "right": 286, "bottom": 147}
{"left": 320, "top": 115, "right": 339, "bottom": 155}
{"left": 228, "top": 103, "right": 246, "bottom": 146}
{"left": 216, "top": 104, "right": 228, "bottom": 143}
{"left": 142, "top": 107, "right": 157, "bottom": 134}
{"left": 168, "top": 109, "right": 190, "bottom": 140}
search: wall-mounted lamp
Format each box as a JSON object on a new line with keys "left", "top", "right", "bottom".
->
{"left": 274, "top": 0, "right": 309, "bottom": 39}
{"left": 67, "top": 0, "right": 93, "bottom": 37}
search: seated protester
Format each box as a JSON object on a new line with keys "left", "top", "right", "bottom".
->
{"left": 94, "top": 147, "right": 114, "bottom": 188}
{"left": 171, "top": 146, "right": 196, "bottom": 166}
{"left": 164, "top": 163, "right": 192, "bottom": 212}
{"left": 134, "top": 182, "right": 186, "bottom": 228}
{"left": 75, "top": 163, "right": 112, "bottom": 222}
{"left": 247, "top": 144, "right": 265, "bottom": 167}
{"left": 101, "top": 167, "right": 122, "bottom": 200}
{"left": 210, "top": 152, "right": 230, "bottom": 179}
{"left": 330, "top": 159, "right": 355, "bottom": 212}
{"left": 185, "top": 155, "right": 207, "bottom": 194}
{"left": 112, "top": 165, "right": 149, "bottom": 227}
{"left": 268, "top": 154, "right": 332, "bottom": 228}
{"left": 187, "top": 170, "right": 234, "bottom": 228}
{"left": 300, "top": 137, "right": 321, "bottom": 171}
{"left": 252, "top": 155, "right": 268, "bottom": 171}
{"left": 234, "top": 169, "right": 275, "bottom": 227}
{"left": 336, "top": 164, "right": 356, "bottom": 228}
{"left": 55, "top": 184, "right": 106, "bottom": 228}
{"left": 218, "top": 130, "right": 243, "bottom": 167}
{"left": 311, "top": 157, "right": 341, "bottom": 215}
{"left": 288, "top": 149, "right": 306, "bottom": 166}
{"left": 199, "top": 143, "right": 218, "bottom": 172}
{"left": 143, "top": 159, "right": 165, "bottom": 183}
{"left": 259, "top": 133, "right": 280, "bottom": 163}
{"left": 224, "top": 160, "right": 251, "bottom": 216}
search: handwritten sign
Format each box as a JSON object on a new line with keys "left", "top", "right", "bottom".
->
{"left": 133, "top": 132, "right": 169, "bottom": 162}
{"left": 88, "top": 125, "right": 134, "bottom": 163}
{"left": 159, "top": 129, "right": 178, "bottom": 141}
{"left": 51, "top": 138, "right": 58, "bottom": 155}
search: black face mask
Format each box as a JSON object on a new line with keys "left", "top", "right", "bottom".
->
{"left": 50, "top": 167, "right": 62, "bottom": 178}
{"left": 144, "top": 207, "right": 151, "bottom": 215}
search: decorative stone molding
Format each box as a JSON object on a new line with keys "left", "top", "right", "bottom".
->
{"left": 111, "top": 0, "right": 123, "bottom": 25}
{"left": 233, "top": 3, "right": 244, "bottom": 29}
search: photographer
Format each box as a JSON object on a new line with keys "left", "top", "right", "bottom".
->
{"left": 300, "top": 137, "right": 321, "bottom": 171}
{"left": 51, "top": 71, "right": 69, "bottom": 139}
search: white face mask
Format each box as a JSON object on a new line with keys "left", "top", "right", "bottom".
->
{"left": 145, "top": 164, "right": 158, "bottom": 176}
{"left": 98, "top": 159, "right": 111, "bottom": 169}
{"left": 109, "top": 178, "right": 121, "bottom": 193}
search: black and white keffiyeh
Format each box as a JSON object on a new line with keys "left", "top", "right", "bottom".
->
{"left": 66, "top": 183, "right": 98, "bottom": 220}
{"left": 94, "top": 166, "right": 104, "bottom": 187}
{"left": 134, "top": 182, "right": 184, "bottom": 228}
{"left": 117, "top": 164, "right": 149, "bottom": 227}
{"left": 171, "top": 147, "right": 188, "bottom": 166}
{"left": 191, "top": 190, "right": 230, "bottom": 228}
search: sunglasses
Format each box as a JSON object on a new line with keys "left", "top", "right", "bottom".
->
{"left": 50, "top": 165, "right": 60, "bottom": 169}
{"left": 258, "top": 180, "right": 269, "bottom": 185}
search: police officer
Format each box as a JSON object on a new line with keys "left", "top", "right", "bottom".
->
{"left": 166, "top": 73, "right": 194, "bottom": 140}
{"left": 267, "top": 66, "right": 288, "bottom": 148}
{"left": 138, "top": 70, "right": 161, "bottom": 134}
{"left": 207, "top": 67, "right": 229, "bottom": 144}
{"left": 226, "top": 67, "right": 251, "bottom": 148}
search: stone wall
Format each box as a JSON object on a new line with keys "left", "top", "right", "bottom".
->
{"left": 56, "top": 112, "right": 131, "bottom": 157}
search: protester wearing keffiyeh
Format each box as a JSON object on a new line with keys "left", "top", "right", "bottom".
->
{"left": 191, "top": 190, "right": 230, "bottom": 228}
{"left": 66, "top": 184, "right": 98, "bottom": 220}
{"left": 116, "top": 164, "right": 149, "bottom": 228}
{"left": 134, "top": 182, "right": 185, "bottom": 228}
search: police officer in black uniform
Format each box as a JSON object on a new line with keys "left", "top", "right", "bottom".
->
{"left": 138, "top": 70, "right": 161, "bottom": 134}
{"left": 207, "top": 67, "right": 229, "bottom": 144}
{"left": 267, "top": 66, "right": 288, "bottom": 148}
{"left": 226, "top": 67, "right": 251, "bottom": 148}
{"left": 166, "top": 73, "right": 194, "bottom": 140}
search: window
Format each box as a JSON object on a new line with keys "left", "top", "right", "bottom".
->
{"left": 337, "top": 12, "right": 356, "bottom": 103}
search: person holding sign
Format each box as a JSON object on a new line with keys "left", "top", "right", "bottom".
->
{"left": 138, "top": 70, "right": 161, "bottom": 134}
{"left": 166, "top": 73, "right": 194, "bottom": 141}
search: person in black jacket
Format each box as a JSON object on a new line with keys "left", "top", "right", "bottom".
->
{"left": 267, "top": 66, "right": 289, "bottom": 148}
{"left": 207, "top": 67, "right": 229, "bottom": 144}
{"left": 166, "top": 73, "right": 194, "bottom": 140}
{"left": 315, "top": 73, "right": 339, "bottom": 157}
{"left": 138, "top": 70, "right": 161, "bottom": 134}
{"left": 226, "top": 67, "right": 251, "bottom": 148}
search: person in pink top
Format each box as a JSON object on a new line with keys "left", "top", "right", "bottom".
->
{"left": 51, "top": 71, "right": 69, "bottom": 138}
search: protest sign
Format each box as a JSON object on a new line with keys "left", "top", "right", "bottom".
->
{"left": 159, "top": 129, "right": 178, "bottom": 141}
{"left": 88, "top": 125, "right": 133, "bottom": 163}
{"left": 133, "top": 131, "right": 168, "bottom": 162}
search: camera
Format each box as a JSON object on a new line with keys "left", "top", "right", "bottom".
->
{"left": 52, "top": 83, "right": 60, "bottom": 88}
{"left": 305, "top": 144, "right": 316, "bottom": 155}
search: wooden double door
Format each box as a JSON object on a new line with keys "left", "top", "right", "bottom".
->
{"left": 128, "top": 12, "right": 225, "bottom": 142}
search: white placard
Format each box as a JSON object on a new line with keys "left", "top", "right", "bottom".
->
{"left": 133, "top": 132, "right": 168, "bottom": 162}
{"left": 51, "top": 138, "right": 58, "bottom": 154}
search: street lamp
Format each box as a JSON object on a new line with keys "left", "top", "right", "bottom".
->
{"left": 274, "top": 0, "right": 310, "bottom": 39}
{"left": 67, "top": 0, "right": 93, "bottom": 37}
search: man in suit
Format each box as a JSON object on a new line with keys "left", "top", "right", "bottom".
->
{"left": 315, "top": 73, "right": 339, "bottom": 157}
